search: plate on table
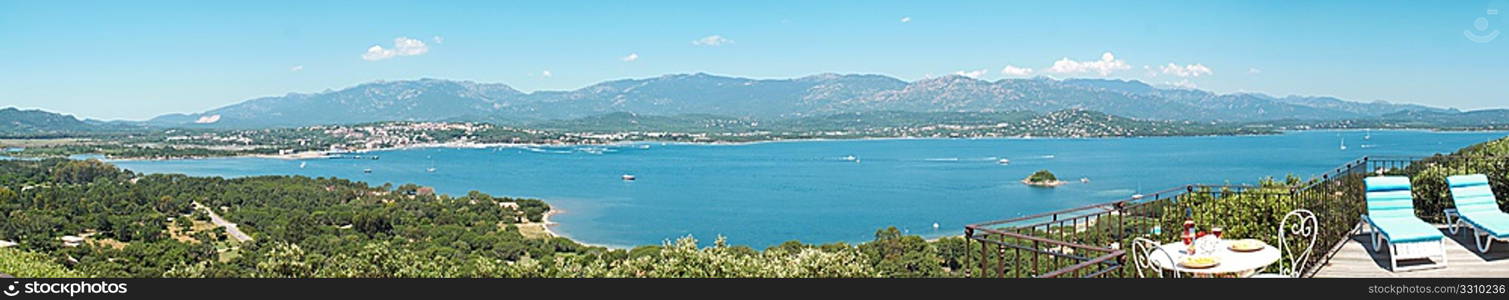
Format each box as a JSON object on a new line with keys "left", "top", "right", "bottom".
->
{"left": 1179, "top": 256, "right": 1221, "bottom": 269}
{"left": 1227, "top": 239, "right": 1267, "bottom": 252}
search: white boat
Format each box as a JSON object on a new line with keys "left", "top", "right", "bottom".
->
{"left": 363, "top": 168, "right": 372, "bottom": 174}
{"left": 842, "top": 155, "right": 858, "bottom": 161}
{"left": 997, "top": 158, "right": 1010, "bottom": 165}
{"left": 932, "top": 223, "right": 940, "bottom": 229}
{"left": 1340, "top": 137, "right": 1348, "bottom": 150}
{"left": 426, "top": 167, "right": 437, "bottom": 173}
{"left": 299, "top": 162, "right": 306, "bottom": 168}
{"left": 1080, "top": 177, "right": 1090, "bottom": 183}
{"left": 622, "top": 174, "right": 636, "bottom": 181}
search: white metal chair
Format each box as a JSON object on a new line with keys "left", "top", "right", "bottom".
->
{"left": 1130, "top": 237, "right": 1179, "bottom": 278}
{"left": 1252, "top": 209, "right": 1318, "bottom": 278}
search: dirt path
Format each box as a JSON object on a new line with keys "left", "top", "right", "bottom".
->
{"left": 192, "top": 202, "right": 253, "bottom": 242}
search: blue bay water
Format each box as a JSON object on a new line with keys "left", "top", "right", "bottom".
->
{"left": 113, "top": 130, "right": 1507, "bottom": 248}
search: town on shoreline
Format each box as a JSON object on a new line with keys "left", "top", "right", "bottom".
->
{"left": 2, "top": 112, "right": 1438, "bottom": 161}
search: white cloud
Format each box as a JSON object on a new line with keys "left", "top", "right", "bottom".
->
{"left": 1158, "top": 63, "right": 1212, "bottom": 77}
{"left": 900, "top": 17, "right": 911, "bottom": 23}
{"left": 691, "top": 35, "right": 733, "bottom": 46}
{"left": 953, "top": 69, "right": 988, "bottom": 78}
{"left": 1000, "top": 65, "right": 1034, "bottom": 76}
{"left": 1045, "top": 52, "right": 1129, "bottom": 76}
{"left": 361, "top": 37, "right": 430, "bottom": 61}
{"left": 1248, "top": 67, "right": 1262, "bottom": 74}
{"left": 194, "top": 114, "right": 221, "bottom": 124}
{"left": 621, "top": 53, "right": 639, "bottom": 62}
{"left": 432, "top": 36, "right": 444, "bottom": 44}
{"left": 541, "top": 70, "right": 553, "bottom": 77}
{"left": 289, "top": 65, "right": 304, "bottom": 72}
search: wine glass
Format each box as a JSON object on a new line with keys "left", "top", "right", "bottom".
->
{"left": 1182, "top": 232, "right": 1195, "bottom": 254}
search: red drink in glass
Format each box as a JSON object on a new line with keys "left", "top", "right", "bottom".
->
{"left": 1182, "top": 232, "right": 1195, "bottom": 254}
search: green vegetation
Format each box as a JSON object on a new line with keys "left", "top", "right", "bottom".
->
{"left": 1022, "top": 169, "right": 1063, "bottom": 187}
{"left": 1026, "top": 170, "right": 1058, "bottom": 183}
{"left": 1391, "top": 136, "right": 1509, "bottom": 222}
{"left": 0, "top": 159, "right": 978, "bottom": 278}
{"left": 0, "top": 248, "right": 86, "bottom": 277}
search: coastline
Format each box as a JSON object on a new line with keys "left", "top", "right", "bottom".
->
{"left": 66, "top": 129, "right": 1309, "bottom": 162}
{"left": 529, "top": 205, "right": 632, "bottom": 250}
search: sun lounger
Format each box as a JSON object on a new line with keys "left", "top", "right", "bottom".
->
{"left": 1363, "top": 176, "right": 1448, "bottom": 271}
{"left": 1445, "top": 174, "right": 1509, "bottom": 253}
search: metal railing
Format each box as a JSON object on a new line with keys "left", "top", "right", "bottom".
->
{"left": 962, "top": 154, "right": 1509, "bottom": 278}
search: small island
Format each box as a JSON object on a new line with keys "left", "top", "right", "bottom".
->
{"left": 1022, "top": 169, "right": 1066, "bottom": 187}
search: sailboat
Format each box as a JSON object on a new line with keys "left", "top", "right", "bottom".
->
{"left": 1364, "top": 129, "right": 1372, "bottom": 140}
{"left": 299, "top": 162, "right": 307, "bottom": 168}
{"left": 1340, "top": 137, "right": 1348, "bottom": 150}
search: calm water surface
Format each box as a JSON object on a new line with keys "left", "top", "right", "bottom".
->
{"left": 114, "top": 130, "right": 1507, "bottom": 248}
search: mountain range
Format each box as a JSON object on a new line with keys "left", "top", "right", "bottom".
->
{"left": 5, "top": 73, "right": 1506, "bottom": 134}
{"left": 136, "top": 73, "right": 1467, "bottom": 128}
{"left": 0, "top": 108, "right": 157, "bottom": 137}
{"left": 0, "top": 107, "right": 99, "bottom": 137}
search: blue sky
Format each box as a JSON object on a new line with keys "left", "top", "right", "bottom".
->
{"left": 2, "top": 0, "right": 1507, "bottom": 120}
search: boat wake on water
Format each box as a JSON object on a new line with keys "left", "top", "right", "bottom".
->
{"left": 1093, "top": 189, "right": 1137, "bottom": 197}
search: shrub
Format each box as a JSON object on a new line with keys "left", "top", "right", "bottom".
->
{"left": 0, "top": 248, "right": 86, "bottom": 278}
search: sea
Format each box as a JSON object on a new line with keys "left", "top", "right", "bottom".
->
{"left": 112, "top": 130, "right": 1508, "bottom": 248}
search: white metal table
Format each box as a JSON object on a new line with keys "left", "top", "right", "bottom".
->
{"left": 1148, "top": 239, "right": 1281, "bottom": 277}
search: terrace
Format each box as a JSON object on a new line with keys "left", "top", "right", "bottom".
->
{"left": 964, "top": 155, "right": 1509, "bottom": 278}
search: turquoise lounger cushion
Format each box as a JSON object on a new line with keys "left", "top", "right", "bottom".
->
{"left": 1365, "top": 177, "right": 1422, "bottom": 220}
{"left": 1365, "top": 176, "right": 1445, "bottom": 243}
{"left": 1448, "top": 174, "right": 1509, "bottom": 238}
{"left": 1368, "top": 216, "right": 1447, "bottom": 243}
{"left": 1459, "top": 213, "right": 1509, "bottom": 238}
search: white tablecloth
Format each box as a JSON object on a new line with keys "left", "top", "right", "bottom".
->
{"left": 1148, "top": 239, "right": 1281, "bottom": 276}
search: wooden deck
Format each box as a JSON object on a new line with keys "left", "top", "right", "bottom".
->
{"left": 1313, "top": 224, "right": 1509, "bottom": 277}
